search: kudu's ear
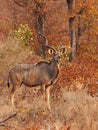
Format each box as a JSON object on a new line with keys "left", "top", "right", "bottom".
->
{"left": 48, "top": 48, "right": 55, "bottom": 55}
{"left": 46, "top": 45, "right": 56, "bottom": 55}
{"left": 60, "top": 46, "right": 67, "bottom": 54}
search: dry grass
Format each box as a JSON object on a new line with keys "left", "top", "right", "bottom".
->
{"left": 1, "top": 86, "right": 97, "bottom": 130}
{"left": 51, "top": 88, "right": 98, "bottom": 130}
{"left": 0, "top": 38, "right": 31, "bottom": 72}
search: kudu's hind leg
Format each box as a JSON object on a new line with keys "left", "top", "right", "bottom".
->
{"left": 10, "top": 86, "right": 17, "bottom": 108}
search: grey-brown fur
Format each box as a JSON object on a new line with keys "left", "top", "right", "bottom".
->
{"left": 8, "top": 46, "right": 66, "bottom": 110}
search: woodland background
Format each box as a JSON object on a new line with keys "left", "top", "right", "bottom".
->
{"left": 0, "top": 0, "right": 98, "bottom": 130}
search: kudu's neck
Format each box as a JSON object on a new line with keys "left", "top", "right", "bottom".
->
{"left": 49, "top": 57, "right": 59, "bottom": 71}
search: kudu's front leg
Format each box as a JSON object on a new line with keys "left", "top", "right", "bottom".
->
{"left": 41, "top": 85, "right": 51, "bottom": 110}
{"left": 46, "top": 86, "right": 51, "bottom": 110}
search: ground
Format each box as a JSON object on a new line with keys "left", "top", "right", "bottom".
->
{"left": 0, "top": 84, "right": 98, "bottom": 130}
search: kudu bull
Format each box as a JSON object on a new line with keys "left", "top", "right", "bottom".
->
{"left": 8, "top": 45, "right": 66, "bottom": 110}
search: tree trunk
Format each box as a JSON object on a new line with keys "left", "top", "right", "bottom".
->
{"left": 33, "top": 0, "right": 47, "bottom": 58}
{"left": 66, "top": 0, "right": 76, "bottom": 61}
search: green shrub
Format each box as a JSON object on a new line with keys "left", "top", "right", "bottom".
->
{"left": 9, "top": 24, "right": 33, "bottom": 46}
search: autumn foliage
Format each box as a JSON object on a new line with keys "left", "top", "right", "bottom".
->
{"left": 0, "top": 0, "right": 98, "bottom": 130}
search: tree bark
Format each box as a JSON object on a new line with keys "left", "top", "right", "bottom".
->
{"left": 66, "top": 0, "right": 76, "bottom": 61}
{"left": 34, "top": 0, "right": 47, "bottom": 58}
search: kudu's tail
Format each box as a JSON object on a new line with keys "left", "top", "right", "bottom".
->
{"left": 7, "top": 80, "right": 10, "bottom": 88}
{"left": 7, "top": 74, "right": 10, "bottom": 88}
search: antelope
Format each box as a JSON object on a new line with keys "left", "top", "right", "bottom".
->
{"left": 8, "top": 45, "right": 66, "bottom": 110}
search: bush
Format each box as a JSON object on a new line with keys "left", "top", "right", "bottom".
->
{"left": 9, "top": 24, "right": 33, "bottom": 46}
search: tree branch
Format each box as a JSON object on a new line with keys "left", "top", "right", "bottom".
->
{"left": 0, "top": 112, "right": 17, "bottom": 124}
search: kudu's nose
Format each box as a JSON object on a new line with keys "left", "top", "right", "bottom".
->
{"left": 54, "top": 54, "right": 60, "bottom": 61}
